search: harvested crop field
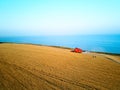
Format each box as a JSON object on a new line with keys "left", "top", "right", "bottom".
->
{"left": 0, "top": 43, "right": 120, "bottom": 90}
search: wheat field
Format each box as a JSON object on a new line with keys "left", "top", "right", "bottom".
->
{"left": 0, "top": 43, "right": 120, "bottom": 90}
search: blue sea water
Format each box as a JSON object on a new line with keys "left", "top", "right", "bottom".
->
{"left": 0, "top": 35, "right": 120, "bottom": 54}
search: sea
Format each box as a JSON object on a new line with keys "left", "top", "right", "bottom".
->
{"left": 0, "top": 35, "right": 120, "bottom": 54}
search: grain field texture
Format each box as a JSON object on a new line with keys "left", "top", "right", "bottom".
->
{"left": 0, "top": 43, "right": 120, "bottom": 90}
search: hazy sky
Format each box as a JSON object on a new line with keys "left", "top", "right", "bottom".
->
{"left": 0, "top": 0, "right": 120, "bottom": 36}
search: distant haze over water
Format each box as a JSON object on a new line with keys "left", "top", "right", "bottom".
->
{"left": 0, "top": 35, "right": 120, "bottom": 54}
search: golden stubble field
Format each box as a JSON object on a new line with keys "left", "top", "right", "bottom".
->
{"left": 0, "top": 43, "right": 120, "bottom": 90}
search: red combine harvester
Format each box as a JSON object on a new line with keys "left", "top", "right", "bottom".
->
{"left": 73, "top": 48, "right": 82, "bottom": 53}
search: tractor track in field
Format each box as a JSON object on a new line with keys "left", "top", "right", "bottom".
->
{"left": 105, "top": 57, "right": 120, "bottom": 64}
{"left": 0, "top": 60, "right": 99, "bottom": 90}
{"left": 0, "top": 60, "right": 63, "bottom": 90}
{"left": 34, "top": 69, "right": 99, "bottom": 90}
{"left": 98, "top": 54, "right": 120, "bottom": 64}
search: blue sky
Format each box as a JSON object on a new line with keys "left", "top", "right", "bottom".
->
{"left": 0, "top": 0, "right": 120, "bottom": 36}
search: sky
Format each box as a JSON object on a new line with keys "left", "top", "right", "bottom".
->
{"left": 0, "top": 0, "right": 120, "bottom": 36}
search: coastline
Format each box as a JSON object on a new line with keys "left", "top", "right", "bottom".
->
{"left": 0, "top": 42, "right": 120, "bottom": 55}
